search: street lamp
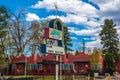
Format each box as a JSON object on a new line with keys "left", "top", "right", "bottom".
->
{"left": 25, "top": 55, "right": 27, "bottom": 76}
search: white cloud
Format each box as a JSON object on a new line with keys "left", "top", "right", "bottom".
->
{"left": 31, "top": 0, "right": 54, "bottom": 9}
{"left": 84, "top": 37, "right": 96, "bottom": 41}
{"left": 85, "top": 20, "right": 101, "bottom": 28}
{"left": 45, "top": 14, "right": 88, "bottom": 24}
{"left": 26, "top": 13, "right": 40, "bottom": 21}
{"left": 91, "top": 0, "right": 120, "bottom": 25}
{"left": 61, "top": 14, "right": 88, "bottom": 24}
{"left": 69, "top": 28, "right": 100, "bottom": 36}
{"left": 117, "top": 28, "right": 120, "bottom": 39}
{"left": 71, "top": 37, "right": 78, "bottom": 40}
{"left": 31, "top": 0, "right": 120, "bottom": 28}
{"left": 31, "top": 0, "right": 98, "bottom": 15}
{"left": 71, "top": 38, "right": 102, "bottom": 50}
{"left": 30, "top": 0, "right": 120, "bottom": 50}
{"left": 86, "top": 38, "right": 101, "bottom": 48}
{"left": 99, "top": 0, "right": 119, "bottom": 11}
{"left": 31, "top": 0, "right": 99, "bottom": 25}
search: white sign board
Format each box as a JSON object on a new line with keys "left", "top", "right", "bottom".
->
{"left": 46, "top": 45, "right": 64, "bottom": 55}
{"left": 49, "top": 28, "right": 62, "bottom": 40}
{"left": 46, "top": 39, "right": 58, "bottom": 46}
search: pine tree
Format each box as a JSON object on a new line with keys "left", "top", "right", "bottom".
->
{"left": 99, "top": 19, "right": 119, "bottom": 59}
{"left": 104, "top": 53, "right": 115, "bottom": 74}
{"left": 0, "top": 6, "right": 10, "bottom": 74}
{"left": 0, "top": 5, "right": 9, "bottom": 38}
{"left": 63, "top": 25, "right": 72, "bottom": 54}
{"left": 0, "top": 6, "right": 10, "bottom": 58}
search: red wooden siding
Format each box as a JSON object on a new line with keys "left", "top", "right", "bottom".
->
{"left": 10, "top": 52, "right": 120, "bottom": 75}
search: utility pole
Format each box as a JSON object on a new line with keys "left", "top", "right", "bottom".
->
{"left": 82, "top": 39, "right": 85, "bottom": 53}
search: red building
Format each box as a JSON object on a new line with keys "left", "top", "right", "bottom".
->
{"left": 115, "top": 59, "right": 120, "bottom": 72}
{"left": 11, "top": 54, "right": 37, "bottom": 75}
{"left": 10, "top": 52, "right": 120, "bottom": 75}
{"left": 70, "top": 53, "right": 91, "bottom": 74}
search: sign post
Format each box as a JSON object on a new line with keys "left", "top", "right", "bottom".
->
{"left": 56, "top": 55, "right": 59, "bottom": 80}
{"left": 41, "top": 18, "right": 64, "bottom": 80}
{"left": 60, "top": 55, "right": 62, "bottom": 80}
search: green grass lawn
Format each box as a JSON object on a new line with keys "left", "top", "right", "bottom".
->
{"left": 3, "top": 75, "right": 95, "bottom": 80}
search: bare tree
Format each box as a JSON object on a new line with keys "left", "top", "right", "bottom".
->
{"left": 30, "top": 20, "right": 49, "bottom": 54}
{"left": 8, "top": 10, "right": 32, "bottom": 56}
{"left": 30, "top": 21, "right": 44, "bottom": 54}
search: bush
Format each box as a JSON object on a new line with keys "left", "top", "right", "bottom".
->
{"left": 106, "top": 67, "right": 115, "bottom": 75}
{"left": 87, "top": 69, "right": 94, "bottom": 77}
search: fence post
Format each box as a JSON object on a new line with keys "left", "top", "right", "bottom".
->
{"left": 72, "top": 74, "right": 74, "bottom": 80}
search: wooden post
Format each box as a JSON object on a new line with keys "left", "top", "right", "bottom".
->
{"left": 60, "top": 55, "right": 62, "bottom": 80}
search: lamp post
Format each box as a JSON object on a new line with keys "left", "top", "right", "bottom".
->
{"left": 25, "top": 55, "right": 27, "bottom": 76}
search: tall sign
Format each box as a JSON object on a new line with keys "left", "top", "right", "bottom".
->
{"left": 41, "top": 18, "right": 64, "bottom": 55}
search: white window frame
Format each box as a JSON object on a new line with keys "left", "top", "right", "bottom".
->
{"left": 91, "top": 63, "right": 102, "bottom": 70}
{"left": 12, "top": 64, "right": 16, "bottom": 69}
{"left": 37, "top": 64, "right": 42, "bottom": 70}
{"left": 30, "top": 64, "right": 35, "bottom": 70}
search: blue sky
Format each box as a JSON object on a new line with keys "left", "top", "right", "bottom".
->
{"left": 0, "top": 0, "right": 120, "bottom": 51}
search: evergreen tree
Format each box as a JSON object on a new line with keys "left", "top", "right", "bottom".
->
{"left": 0, "top": 6, "right": 10, "bottom": 60}
{"left": 63, "top": 25, "right": 72, "bottom": 54}
{"left": 75, "top": 50, "right": 79, "bottom": 55}
{"left": 104, "top": 53, "right": 115, "bottom": 74}
{"left": 0, "top": 6, "right": 10, "bottom": 74}
{"left": 99, "top": 19, "right": 119, "bottom": 59}
{"left": 0, "top": 5, "right": 9, "bottom": 38}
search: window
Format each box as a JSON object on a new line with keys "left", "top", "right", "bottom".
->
{"left": 97, "top": 63, "right": 102, "bottom": 70}
{"left": 62, "top": 64, "right": 67, "bottom": 70}
{"left": 30, "top": 64, "right": 37, "bottom": 70}
{"left": 68, "top": 64, "right": 74, "bottom": 70}
{"left": 62, "top": 64, "right": 65, "bottom": 70}
{"left": 31, "top": 64, "right": 34, "bottom": 69}
{"left": 77, "top": 64, "right": 82, "bottom": 69}
{"left": 62, "top": 64, "right": 74, "bottom": 70}
{"left": 64, "top": 64, "right": 68, "bottom": 70}
{"left": 12, "top": 64, "right": 16, "bottom": 69}
{"left": 37, "top": 64, "right": 42, "bottom": 70}
{"left": 26, "top": 63, "right": 31, "bottom": 70}
{"left": 91, "top": 63, "right": 102, "bottom": 70}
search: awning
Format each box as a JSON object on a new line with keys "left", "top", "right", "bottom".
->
{"left": 73, "top": 60, "right": 90, "bottom": 62}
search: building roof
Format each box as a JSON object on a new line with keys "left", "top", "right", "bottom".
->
{"left": 11, "top": 52, "right": 103, "bottom": 64}
{"left": 67, "top": 52, "right": 91, "bottom": 63}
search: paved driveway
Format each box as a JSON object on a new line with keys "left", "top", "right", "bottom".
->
{"left": 97, "top": 76, "right": 120, "bottom": 80}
